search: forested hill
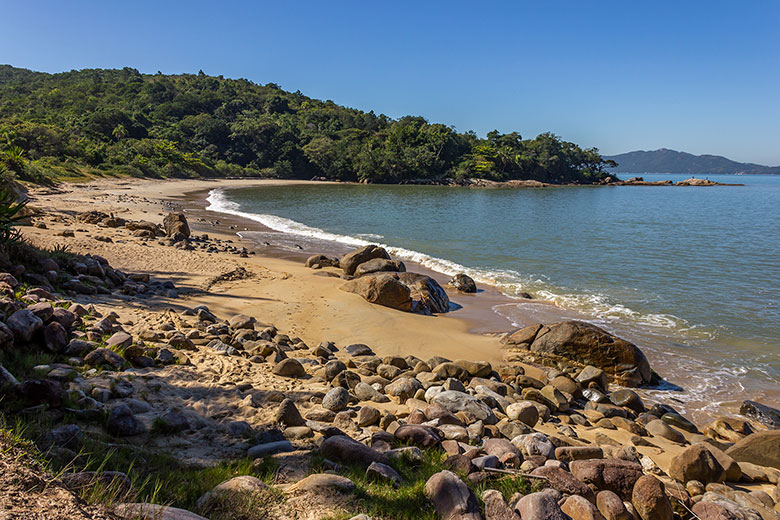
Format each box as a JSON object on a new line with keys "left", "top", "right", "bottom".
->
{"left": 605, "top": 149, "right": 780, "bottom": 175}
{"left": 0, "top": 65, "right": 614, "bottom": 184}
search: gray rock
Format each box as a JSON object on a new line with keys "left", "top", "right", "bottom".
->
{"left": 431, "top": 390, "right": 497, "bottom": 425}
{"left": 272, "top": 358, "right": 305, "bottom": 378}
{"left": 247, "top": 440, "right": 294, "bottom": 458}
{"left": 320, "top": 435, "right": 388, "bottom": 468}
{"left": 505, "top": 401, "right": 539, "bottom": 427}
{"left": 740, "top": 400, "right": 780, "bottom": 429}
{"left": 290, "top": 473, "right": 355, "bottom": 493}
{"left": 7, "top": 309, "right": 43, "bottom": 342}
{"left": 424, "top": 470, "right": 482, "bottom": 520}
{"left": 322, "top": 387, "right": 350, "bottom": 411}
{"left": 228, "top": 314, "right": 255, "bottom": 330}
{"left": 65, "top": 339, "right": 98, "bottom": 356}
{"left": 394, "top": 424, "right": 442, "bottom": 448}
{"left": 275, "top": 398, "right": 306, "bottom": 427}
{"left": 43, "top": 322, "right": 68, "bottom": 353}
{"left": 515, "top": 491, "right": 569, "bottom": 520}
{"left": 385, "top": 376, "right": 423, "bottom": 402}
{"left": 106, "top": 332, "right": 133, "bottom": 349}
{"left": 366, "top": 461, "right": 404, "bottom": 487}
{"left": 449, "top": 274, "right": 477, "bottom": 293}
{"left": 340, "top": 245, "right": 391, "bottom": 276}
{"left": 107, "top": 404, "right": 146, "bottom": 437}
{"left": 84, "top": 348, "right": 126, "bottom": 369}
{"left": 354, "top": 382, "right": 389, "bottom": 403}
{"left": 358, "top": 406, "right": 381, "bottom": 427}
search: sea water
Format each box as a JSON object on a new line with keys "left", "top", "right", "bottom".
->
{"left": 206, "top": 174, "right": 780, "bottom": 420}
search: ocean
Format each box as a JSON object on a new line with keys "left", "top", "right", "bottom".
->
{"left": 205, "top": 174, "right": 780, "bottom": 421}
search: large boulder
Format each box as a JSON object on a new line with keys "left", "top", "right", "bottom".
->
{"left": 398, "top": 272, "right": 450, "bottom": 314}
{"left": 669, "top": 444, "right": 725, "bottom": 484}
{"left": 570, "top": 459, "right": 644, "bottom": 500}
{"left": 162, "top": 212, "right": 190, "bottom": 239}
{"left": 7, "top": 309, "right": 43, "bottom": 343}
{"left": 354, "top": 258, "right": 406, "bottom": 276}
{"left": 631, "top": 475, "right": 673, "bottom": 520}
{"left": 342, "top": 273, "right": 412, "bottom": 312}
{"left": 431, "top": 390, "right": 497, "bottom": 425}
{"left": 740, "top": 400, "right": 780, "bottom": 429}
{"left": 340, "top": 245, "right": 391, "bottom": 275}
{"left": 449, "top": 274, "right": 477, "bottom": 293}
{"left": 424, "top": 470, "right": 482, "bottom": 520}
{"left": 504, "top": 321, "right": 652, "bottom": 387}
{"left": 726, "top": 430, "right": 780, "bottom": 470}
{"left": 319, "top": 435, "right": 388, "bottom": 468}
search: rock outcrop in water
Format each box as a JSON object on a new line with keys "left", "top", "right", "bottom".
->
{"left": 503, "top": 320, "right": 653, "bottom": 387}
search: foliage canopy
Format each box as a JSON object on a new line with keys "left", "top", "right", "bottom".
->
{"left": 0, "top": 65, "right": 616, "bottom": 184}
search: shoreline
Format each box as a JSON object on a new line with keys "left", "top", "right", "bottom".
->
{"left": 22, "top": 176, "right": 774, "bottom": 425}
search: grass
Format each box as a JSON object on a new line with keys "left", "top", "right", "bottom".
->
{"left": 0, "top": 409, "right": 285, "bottom": 514}
{"left": 0, "top": 349, "right": 56, "bottom": 380}
{"left": 317, "top": 446, "right": 539, "bottom": 520}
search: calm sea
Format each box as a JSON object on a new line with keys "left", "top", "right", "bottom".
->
{"left": 206, "top": 174, "right": 780, "bottom": 420}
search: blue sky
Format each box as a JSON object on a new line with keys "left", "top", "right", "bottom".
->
{"left": 3, "top": 1, "right": 779, "bottom": 164}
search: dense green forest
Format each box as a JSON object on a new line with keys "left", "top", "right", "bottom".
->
{"left": 0, "top": 65, "right": 616, "bottom": 184}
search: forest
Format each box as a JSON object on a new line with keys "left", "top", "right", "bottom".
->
{"left": 0, "top": 65, "right": 616, "bottom": 184}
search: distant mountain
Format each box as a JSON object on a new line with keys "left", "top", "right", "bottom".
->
{"left": 605, "top": 149, "right": 780, "bottom": 175}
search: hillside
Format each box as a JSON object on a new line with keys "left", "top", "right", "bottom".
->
{"left": 605, "top": 148, "right": 780, "bottom": 175}
{"left": 0, "top": 65, "right": 614, "bottom": 185}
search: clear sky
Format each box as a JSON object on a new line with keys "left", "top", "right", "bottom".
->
{"left": 3, "top": 1, "right": 779, "bottom": 164}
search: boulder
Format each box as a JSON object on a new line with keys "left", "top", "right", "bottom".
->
{"left": 342, "top": 273, "right": 412, "bottom": 312}
{"left": 398, "top": 272, "right": 450, "bottom": 314}
{"left": 247, "top": 441, "right": 294, "bottom": 458}
{"left": 394, "top": 424, "right": 442, "bottom": 448}
{"left": 449, "top": 274, "right": 477, "bottom": 293}
{"left": 505, "top": 321, "right": 652, "bottom": 386}
{"left": 385, "top": 376, "right": 423, "bottom": 402}
{"left": 726, "top": 431, "right": 780, "bottom": 470}
{"left": 7, "top": 308, "right": 43, "bottom": 342}
{"left": 107, "top": 405, "right": 146, "bottom": 437}
{"left": 596, "top": 490, "right": 633, "bottom": 520}
{"left": 322, "top": 387, "right": 350, "bottom": 411}
{"left": 505, "top": 401, "right": 540, "bottom": 427}
{"left": 84, "top": 348, "right": 126, "bottom": 369}
{"left": 354, "top": 258, "right": 406, "bottom": 276}
{"left": 228, "top": 314, "right": 255, "bottom": 330}
{"left": 481, "top": 489, "right": 521, "bottom": 520}
{"left": 340, "top": 245, "right": 391, "bottom": 275}
{"left": 114, "top": 503, "right": 206, "bottom": 520}
{"left": 645, "top": 419, "right": 685, "bottom": 443}
{"left": 515, "top": 491, "right": 569, "bottom": 520}
{"left": 631, "top": 475, "right": 673, "bottom": 520}
{"left": 272, "top": 358, "right": 306, "bottom": 378}
{"left": 740, "top": 400, "right": 780, "bottom": 429}
{"left": 274, "top": 399, "right": 305, "bottom": 427}
{"left": 42, "top": 322, "right": 67, "bottom": 353}
{"left": 195, "top": 476, "right": 267, "bottom": 512}
{"left": 531, "top": 466, "right": 595, "bottom": 503}
{"left": 305, "top": 254, "right": 338, "bottom": 268}
{"left": 431, "top": 390, "right": 497, "bottom": 425}
{"left": 162, "top": 212, "right": 190, "bottom": 239}
{"left": 424, "top": 470, "right": 482, "bottom": 520}
{"left": 289, "top": 473, "right": 355, "bottom": 493}
{"left": 570, "top": 459, "right": 644, "bottom": 500}
{"left": 366, "top": 461, "right": 403, "bottom": 487}
{"left": 561, "top": 495, "right": 606, "bottom": 520}
{"left": 320, "top": 435, "right": 388, "bottom": 468}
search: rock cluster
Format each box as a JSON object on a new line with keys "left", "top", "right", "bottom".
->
{"left": 305, "top": 244, "right": 452, "bottom": 314}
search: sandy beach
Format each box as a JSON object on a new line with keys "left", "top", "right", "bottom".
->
{"left": 26, "top": 178, "right": 509, "bottom": 365}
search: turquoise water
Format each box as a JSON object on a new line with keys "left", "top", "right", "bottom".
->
{"left": 207, "top": 174, "right": 780, "bottom": 418}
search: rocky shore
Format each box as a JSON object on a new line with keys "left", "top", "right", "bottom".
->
{"left": 0, "top": 179, "right": 777, "bottom": 520}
